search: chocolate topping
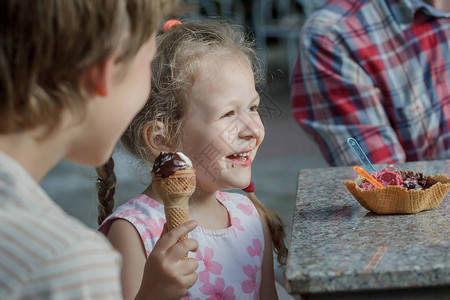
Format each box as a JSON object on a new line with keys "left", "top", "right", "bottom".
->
{"left": 152, "top": 152, "right": 192, "bottom": 178}
{"left": 400, "top": 170, "right": 437, "bottom": 190}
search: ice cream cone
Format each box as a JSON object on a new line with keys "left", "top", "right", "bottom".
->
{"left": 344, "top": 174, "right": 450, "bottom": 214}
{"left": 152, "top": 152, "right": 196, "bottom": 259}
{"left": 153, "top": 169, "right": 196, "bottom": 259}
{"left": 153, "top": 168, "right": 195, "bottom": 199}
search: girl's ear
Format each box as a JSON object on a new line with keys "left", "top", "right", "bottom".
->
{"left": 143, "top": 121, "right": 171, "bottom": 157}
{"left": 80, "top": 46, "right": 121, "bottom": 97}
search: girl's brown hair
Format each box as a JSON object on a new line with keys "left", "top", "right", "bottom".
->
{"left": 97, "top": 20, "right": 287, "bottom": 265}
{"left": 0, "top": 0, "right": 177, "bottom": 134}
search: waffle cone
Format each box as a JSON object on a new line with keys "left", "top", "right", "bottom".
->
{"left": 153, "top": 169, "right": 196, "bottom": 259}
{"left": 344, "top": 174, "right": 450, "bottom": 214}
{"left": 153, "top": 169, "right": 196, "bottom": 207}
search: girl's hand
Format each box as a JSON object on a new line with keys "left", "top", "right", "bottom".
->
{"left": 136, "top": 220, "right": 199, "bottom": 300}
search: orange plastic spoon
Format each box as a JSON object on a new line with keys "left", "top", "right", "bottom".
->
{"left": 353, "top": 166, "right": 384, "bottom": 189}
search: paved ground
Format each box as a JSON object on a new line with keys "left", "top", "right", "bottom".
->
{"left": 40, "top": 41, "right": 328, "bottom": 298}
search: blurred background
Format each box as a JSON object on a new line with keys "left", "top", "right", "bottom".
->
{"left": 41, "top": 0, "right": 329, "bottom": 295}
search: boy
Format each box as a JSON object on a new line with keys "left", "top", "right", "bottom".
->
{"left": 0, "top": 0, "right": 197, "bottom": 298}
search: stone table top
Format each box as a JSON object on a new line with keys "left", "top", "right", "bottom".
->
{"left": 285, "top": 160, "right": 450, "bottom": 295}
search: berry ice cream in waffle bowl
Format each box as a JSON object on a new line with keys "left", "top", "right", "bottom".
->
{"left": 344, "top": 165, "right": 450, "bottom": 214}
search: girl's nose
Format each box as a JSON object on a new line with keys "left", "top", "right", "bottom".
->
{"left": 237, "top": 113, "right": 264, "bottom": 140}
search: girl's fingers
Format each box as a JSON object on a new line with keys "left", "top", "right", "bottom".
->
{"left": 180, "top": 258, "right": 199, "bottom": 275}
{"left": 182, "top": 271, "right": 199, "bottom": 289}
{"left": 168, "top": 237, "right": 199, "bottom": 260}
{"left": 160, "top": 223, "right": 168, "bottom": 236}
{"left": 154, "top": 220, "right": 198, "bottom": 252}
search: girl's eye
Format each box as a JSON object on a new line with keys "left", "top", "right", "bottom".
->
{"left": 221, "top": 110, "right": 235, "bottom": 118}
{"left": 250, "top": 105, "right": 259, "bottom": 112}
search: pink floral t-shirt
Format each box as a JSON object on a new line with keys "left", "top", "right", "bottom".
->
{"left": 99, "top": 191, "right": 264, "bottom": 299}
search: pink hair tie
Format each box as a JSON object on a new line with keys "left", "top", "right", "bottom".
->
{"left": 163, "top": 19, "right": 182, "bottom": 33}
{"left": 243, "top": 181, "right": 255, "bottom": 193}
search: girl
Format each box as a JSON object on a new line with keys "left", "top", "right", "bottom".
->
{"left": 97, "top": 20, "right": 288, "bottom": 299}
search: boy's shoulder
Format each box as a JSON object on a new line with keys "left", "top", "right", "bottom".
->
{"left": 0, "top": 203, "right": 121, "bottom": 298}
{"left": 0, "top": 201, "right": 120, "bottom": 261}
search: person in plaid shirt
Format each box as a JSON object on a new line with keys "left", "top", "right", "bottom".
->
{"left": 291, "top": 0, "right": 450, "bottom": 166}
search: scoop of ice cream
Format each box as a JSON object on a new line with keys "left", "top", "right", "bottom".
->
{"left": 375, "top": 165, "right": 404, "bottom": 186}
{"left": 152, "top": 152, "right": 193, "bottom": 178}
{"left": 359, "top": 165, "right": 403, "bottom": 190}
{"left": 401, "top": 170, "right": 437, "bottom": 190}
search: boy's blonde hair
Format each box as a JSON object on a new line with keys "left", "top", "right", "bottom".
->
{"left": 97, "top": 20, "right": 287, "bottom": 265}
{"left": 0, "top": 0, "right": 177, "bottom": 134}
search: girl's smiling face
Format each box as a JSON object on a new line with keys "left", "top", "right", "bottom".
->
{"left": 179, "top": 51, "right": 264, "bottom": 193}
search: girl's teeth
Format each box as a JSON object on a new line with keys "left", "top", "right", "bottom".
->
{"left": 230, "top": 151, "right": 250, "bottom": 158}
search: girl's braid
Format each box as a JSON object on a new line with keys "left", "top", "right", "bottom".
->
{"left": 96, "top": 157, "right": 117, "bottom": 225}
{"left": 244, "top": 183, "right": 288, "bottom": 265}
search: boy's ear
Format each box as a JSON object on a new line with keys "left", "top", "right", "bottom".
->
{"left": 143, "top": 121, "right": 171, "bottom": 157}
{"left": 81, "top": 46, "right": 121, "bottom": 97}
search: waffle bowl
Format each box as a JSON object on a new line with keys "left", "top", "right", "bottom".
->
{"left": 344, "top": 174, "right": 450, "bottom": 214}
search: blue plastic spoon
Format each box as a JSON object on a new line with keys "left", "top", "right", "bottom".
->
{"left": 347, "top": 137, "right": 376, "bottom": 173}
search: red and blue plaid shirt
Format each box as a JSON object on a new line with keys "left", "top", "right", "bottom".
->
{"left": 291, "top": 0, "right": 450, "bottom": 166}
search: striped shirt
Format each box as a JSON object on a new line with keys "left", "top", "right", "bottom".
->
{"left": 292, "top": 0, "right": 450, "bottom": 166}
{"left": 0, "top": 151, "right": 122, "bottom": 299}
